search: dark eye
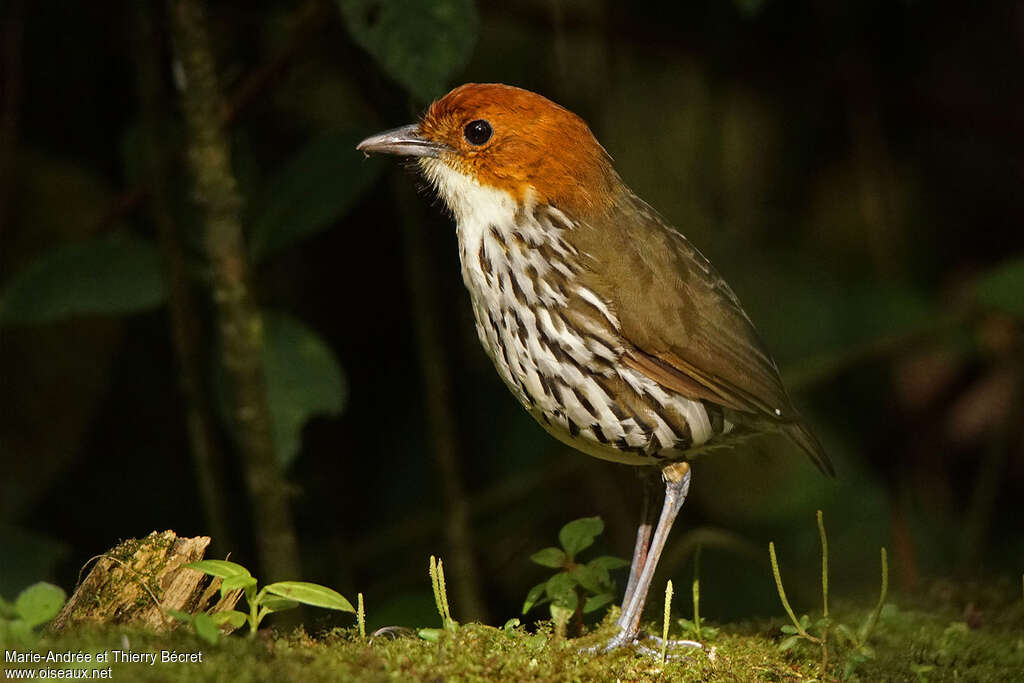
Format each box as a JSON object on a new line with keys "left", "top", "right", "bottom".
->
{"left": 463, "top": 119, "right": 492, "bottom": 145}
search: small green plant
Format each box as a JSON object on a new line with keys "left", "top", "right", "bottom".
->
{"left": 0, "top": 582, "right": 66, "bottom": 646}
{"left": 676, "top": 544, "right": 720, "bottom": 641}
{"left": 521, "top": 516, "right": 629, "bottom": 637}
{"left": 182, "top": 559, "right": 354, "bottom": 639}
{"left": 661, "top": 580, "right": 673, "bottom": 664}
{"left": 418, "top": 555, "right": 458, "bottom": 642}
{"left": 356, "top": 592, "right": 366, "bottom": 640}
{"left": 769, "top": 510, "right": 889, "bottom": 679}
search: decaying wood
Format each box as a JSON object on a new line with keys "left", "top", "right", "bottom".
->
{"left": 51, "top": 530, "right": 241, "bottom": 632}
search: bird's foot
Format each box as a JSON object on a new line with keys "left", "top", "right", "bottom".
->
{"left": 587, "top": 627, "right": 704, "bottom": 656}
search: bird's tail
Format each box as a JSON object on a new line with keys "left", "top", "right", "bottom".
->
{"left": 781, "top": 421, "right": 834, "bottom": 477}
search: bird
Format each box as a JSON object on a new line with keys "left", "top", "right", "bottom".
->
{"left": 357, "top": 83, "right": 833, "bottom": 652}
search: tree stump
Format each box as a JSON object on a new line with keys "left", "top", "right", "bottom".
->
{"left": 51, "top": 530, "right": 242, "bottom": 632}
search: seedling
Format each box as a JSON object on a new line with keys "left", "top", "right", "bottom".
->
{"left": 357, "top": 592, "right": 366, "bottom": 640}
{"left": 676, "top": 544, "right": 720, "bottom": 640}
{"left": 182, "top": 559, "right": 354, "bottom": 639}
{"left": 521, "top": 516, "right": 629, "bottom": 636}
{"left": 770, "top": 510, "right": 889, "bottom": 678}
{"left": 418, "top": 555, "right": 458, "bottom": 642}
{"left": 0, "top": 582, "right": 66, "bottom": 646}
{"left": 661, "top": 580, "right": 673, "bottom": 664}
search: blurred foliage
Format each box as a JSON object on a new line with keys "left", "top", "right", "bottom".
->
{"left": 261, "top": 311, "right": 347, "bottom": 467}
{"left": 249, "top": 128, "right": 385, "bottom": 262}
{"left": 0, "top": 581, "right": 66, "bottom": 647}
{"left": 521, "top": 517, "right": 629, "bottom": 622}
{"left": 337, "top": 0, "right": 479, "bottom": 103}
{"left": 975, "top": 257, "right": 1024, "bottom": 317}
{"left": 0, "top": 233, "right": 164, "bottom": 323}
{"left": 0, "top": 0, "right": 1022, "bottom": 639}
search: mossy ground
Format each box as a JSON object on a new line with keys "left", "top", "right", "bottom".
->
{"left": 4, "top": 587, "right": 1022, "bottom": 682}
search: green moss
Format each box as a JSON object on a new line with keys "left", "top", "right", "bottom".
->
{"left": 11, "top": 589, "right": 1021, "bottom": 682}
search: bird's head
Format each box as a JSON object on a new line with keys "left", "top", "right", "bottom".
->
{"left": 357, "top": 83, "right": 621, "bottom": 219}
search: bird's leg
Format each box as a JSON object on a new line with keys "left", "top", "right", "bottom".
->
{"left": 604, "top": 461, "right": 692, "bottom": 652}
{"left": 622, "top": 469, "right": 660, "bottom": 609}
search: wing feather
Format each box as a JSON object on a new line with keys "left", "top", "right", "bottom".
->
{"left": 573, "top": 194, "right": 833, "bottom": 475}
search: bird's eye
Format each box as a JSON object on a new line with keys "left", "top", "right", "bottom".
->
{"left": 463, "top": 119, "right": 493, "bottom": 145}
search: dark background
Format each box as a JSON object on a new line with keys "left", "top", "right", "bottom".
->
{"left": 1, "top": 0, "right": 1022, "bottom": 631}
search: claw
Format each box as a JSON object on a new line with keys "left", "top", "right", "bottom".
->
{"left": 587, "top": 627, "right": 704, "bottom": 656}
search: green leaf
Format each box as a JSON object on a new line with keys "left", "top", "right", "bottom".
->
{"left": 337, "top": 0, "right": 478, "bottom": 103}
{"left": 166, "top": 609, "right": 192, "bottom": 623}
{"left": 192, "top": 612, "right": 221, "bottom": 645}
{"left": 249, "top": 129, "right": 385, "bottom": 262}
{"left": 582, "top": 592, "right": 614, "bottom": 614}
{"left": 558, "top": 516, "right": 603, "bottom": 559}
{"left": 544, "top": 572, "right": 578, "bottom": 610}
{"left": 588, "top": 555, "right": 629, "bottom": 571}
{"left": 260, "top": 596, "right": 300, "bottom": 613}
{"left": 8, "top": 620, "right": 34, "bottom": 646}
{"left": 529, "top": 547, "right": 567, "bottom": 569}
{"left": 975, "top": 256, "right": 1024, "bottom": 317}
{"left": 549, "top": 603, "right": 574, "bottom": 624}
{"left": 570, "top": 565, "right": 606, "bottom": 595}
{"left": 0, "top": 595, "right": 16, "bottom": 619}
{"left": 0, "top": 233, "right": 165, "bottom": 324}
{"left": 184, "top": 560, "right": 252, "bottom": 580}
{"left": 264, "top": 581, "right": 355, "bottom": 612}
{"left": 211, "top": 610, "right": 248, "bottom": 628}
{"left": 418, "top": 627, "right": 442, "bottom": 642}
{"left": 778, "top": 635, "right": 802, "bottom": 651}
{"left": 14, "top": 582, "right": 66, "bottom": 628}
{"left": 262, "top": 312, "right": 348, "bottom": 468}
{"left": 521, "top": 582, "right": 548, "bottom": 614}
{"left": 220, "top": 574, "right": 258, "bottom": 594}
{"left": 835, "top": 622, "right": 857, "bottom": 644}
{"left": 780, "top": 624, "right": 798, "bottom": 635}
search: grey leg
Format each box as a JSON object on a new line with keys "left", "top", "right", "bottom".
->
{"left": 605, "top": 462, "right": 691, "bottom": 652}
{"left": 622, "top": 470, "right": 660, "bottom": 609}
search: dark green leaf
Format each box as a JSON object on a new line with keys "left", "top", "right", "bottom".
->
{"left": 249, "top": 129, "right": 385, "bottom": 262}
{"left": 588, "top": 555, "right": 629, "bottom": 571}
{"left": 8, "top": 620, "right": 34, "bottom": 646}
{"left": 975, "top": 256, "right": 1024, "bottom": 317}
{"left": 260, "top": 596, "right": 300, "bottom": 613}
{"left": 192, "top": 612, "right": 221, "bottom": 645}
{"left": 570, "top": 565, "right": 606, "bottom": 594}
{"left": 263, "top": 312, "right": 348, "bottom": 468}
{"left": 0, "top": 595, "right": 16, "bottom": 619}
{"left": 337, "top": 0, "right": 478, "bottom": 103}
{"left": 521, "top": 582, "right": 548, "bottom": 614}
{"left": 264, "top": 581, "right": 355, "bottom": 612}
{"left": 166, "top": 609, "right": 192, "bottom": 623}
{"left": 220, "top": 574, "right": 258, "bottom": 594}
{"left": 582, "top": 592, "right": 614, "bottom": 614}
{"left": 529, "top": 547, "right": 567, "bottom": 569}
{"left": 14, "top": 583, "right": 66, "bottom": 628}
{"left": 544, "top": 572, "right": 578, "bottom": 609}
{"left": 0, "top": 233, "right": 165, "bottom": 324}
{"left": 779, "top": 635, "right": 801, "bottom": 651}
{"left": 211, "top": 610, "right": 247, "bottom": 628}
{"left": 558, "top": 516, "right": 603, "bottom": 559}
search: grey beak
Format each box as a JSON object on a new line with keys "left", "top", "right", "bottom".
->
{"left": 356, "top": 124, "right": 447, "bottom": 158}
